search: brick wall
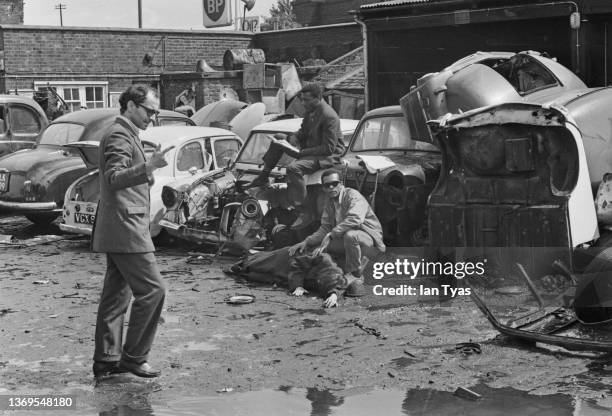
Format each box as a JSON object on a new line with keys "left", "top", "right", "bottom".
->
{"left": 253, "top": 23, "right": 362, "bottom": 64}
{"left": 0, "top": 25, "right": 253, "bottom": 92}
{"left": 0, "top": 1, "right": 23, "bottom": 25}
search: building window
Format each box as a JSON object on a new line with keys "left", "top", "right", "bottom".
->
{"left": 34, "top": 82, "right": 108, "bottom": 112}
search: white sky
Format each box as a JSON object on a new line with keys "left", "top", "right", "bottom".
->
{"left": 23, "top": 0, "right": 276, "bottom": 30}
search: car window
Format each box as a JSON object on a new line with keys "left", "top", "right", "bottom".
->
{"left": 212, "top": 138, "right": 241, "bottom": 168}
{"left": 351, "top": 116, "right": 438, "bottom": 151}
{"left": 238, "top": 132, "right": 272, "bottom": 164}
{"left": 0, "top": 106, "right": 6, "bottom": 134}
{"left": 156, "top": 117, "right": 192, "bottom": 127}
{"left": 38, "top": 123, "right": 85, "bottom": 145}
{"left": 176, "top": 141, "right": 205, "bottom": 172}
{"left": 11, "top": 105, "right": 42, "bottom": 134}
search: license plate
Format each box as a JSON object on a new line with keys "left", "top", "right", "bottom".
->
{"left": 0, "top": 172, "right": 8, "bottom": 192}
{"left": 74, "top": 212, "right": 95, "bottom": 225}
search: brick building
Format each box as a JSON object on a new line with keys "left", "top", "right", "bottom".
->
{"left": 0, "top": 22, "right": 362, "bottom": 111}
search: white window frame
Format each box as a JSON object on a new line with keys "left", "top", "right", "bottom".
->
{"left": 34, "top": 81, "right": 109, "bottom": 112}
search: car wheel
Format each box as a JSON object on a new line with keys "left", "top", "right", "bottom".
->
{"left": 25, "top": 212, "right": 59, "bottom": 226}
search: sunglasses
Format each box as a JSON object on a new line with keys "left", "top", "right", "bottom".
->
{"left": 139, "top": 104, "right": 159, "bottom": 117}
{"left": 322, "top": 180, "right": 341, "bottom": 189}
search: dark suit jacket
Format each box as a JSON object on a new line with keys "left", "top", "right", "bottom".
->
{"left": 92, "top": 116, "right": 154, "bottom": 253}
{"left": 294, "top": 100, "right": 345, "bottom": 168}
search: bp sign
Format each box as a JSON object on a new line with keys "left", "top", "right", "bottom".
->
{"left": 203, "top": 0, "right": 231, "bottom": 27}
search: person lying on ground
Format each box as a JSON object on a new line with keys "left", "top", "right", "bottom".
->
{"left": 227, "top": 246, "right": 362, "bottom": 308}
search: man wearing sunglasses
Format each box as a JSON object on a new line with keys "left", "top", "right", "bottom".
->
{"left": 245, "top": 83, "right": 345, "bottom": 227}
{"left": 289, "top": 169, "right": 385, "bottom": 296}
{"left": 91, "top": 85, "right": 167, "bottom": 380}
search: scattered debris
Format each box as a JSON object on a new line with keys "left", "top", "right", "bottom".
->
{"left": 226, "top": 294, "right": 255, "bottom": 305}
{"left": 0, "top": 234, "right": 80, "bottom": 248}
{"left": 186, "top": 252, "right": 214, "bottom": 265}
{"left": 0, "top": 308, "right": 15, "bottom": 317}
{"left": 351, "top": 319, "right": 387, "bottom": 339}
{"left": 33, "top": 279, "right": 50, "bottom": 285}
{"left": 455, "top": 342, "right": 482, "bottom": 355}
{"left": 216, "top": 387, "right": 234, "bottom": 393}
{"left": 403, "top": 349, "right": 417, "bottom": 358}
{"left": 454, "top": 386, "right": 482, "bottom": 400}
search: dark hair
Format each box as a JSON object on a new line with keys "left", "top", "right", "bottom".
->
{"left": 300, "top": 83, "right": 323, "bottom": 100}
{"left": 321, "top": 169, "right": 341, "bottom": 182}
{"left": 118, "top": 84, "right": 155, "bottom": 114}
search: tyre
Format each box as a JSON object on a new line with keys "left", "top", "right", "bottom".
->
{"left": 25, "top": 212, "right": 59, "bottom": 226}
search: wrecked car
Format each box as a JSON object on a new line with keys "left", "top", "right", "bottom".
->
{"left": 0, "top": 108, "right": 193, "bottom": 225}
{"left": 401, "top": 50, "right": 587, "bottom": 143}
{"left": 59, "top": 126, "right": 242, "bottom": 238}
{"left": 427, "top": 101, "right": 612, "bottom": 351}
{"left": 159, "top": 117, "right": 358, "bottom": 251}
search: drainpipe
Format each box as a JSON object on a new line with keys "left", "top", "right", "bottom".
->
{"left": 354, "top": 14, "right": 369, "bottom": 111}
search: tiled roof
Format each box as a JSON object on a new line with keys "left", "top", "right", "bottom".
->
{"left": 327, "top": 67, "right": 364, "bottom": 90}
{"left": 360, "top": 0, "right": 430, "bottom": 10}
{"left": 313, "top": 46, "right": 364, "bottom": 91}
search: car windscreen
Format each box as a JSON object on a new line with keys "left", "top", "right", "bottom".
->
{"left": 351, "top": 116, "right": 438, "bottom": 152}
{"left": 237, "top": 132, "right": 294, "bottom": 167}
{"left": 38, "top": 123, "right": 85, "bottom": 146}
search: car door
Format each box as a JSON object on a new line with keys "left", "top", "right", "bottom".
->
{"left": 8, "top": 103, "right": 45, "bottom": 153}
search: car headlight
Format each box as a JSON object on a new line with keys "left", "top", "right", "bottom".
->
{"left": 162, "top": 186, "right": 179, "bottom": 209}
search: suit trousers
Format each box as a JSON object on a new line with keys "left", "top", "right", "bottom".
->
{"left": 326, "top": 229, "right": 382, "bottom": 276}
{"left": 262, "top": 142, "right": 320, "bottom": 206}
{"left": 94, "top": 252, "right": 166, "bottom": 364}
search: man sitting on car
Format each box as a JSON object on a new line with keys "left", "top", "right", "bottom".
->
{"left": 245, "top": 83, "right": 345, "bottom": 227}
{"left": 289, "top": 169, "right": 386, "bottom": 295}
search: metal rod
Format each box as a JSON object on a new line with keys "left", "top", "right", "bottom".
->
{"left": 138, "top": 0, "right": 142, "bottom": 28}
{"left": 515, "top": 263, "right": 545, "bottom": 308}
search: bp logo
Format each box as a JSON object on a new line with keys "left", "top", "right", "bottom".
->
{"left": 205, "top": 0, "right": 225, "bottom": 22}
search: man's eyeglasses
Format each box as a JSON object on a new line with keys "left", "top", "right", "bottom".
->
{"left": 139, "top": 104, "right": 159, "bottom": 118}
{"left": 322, "top": 180, "right": 341, "bottom": 189}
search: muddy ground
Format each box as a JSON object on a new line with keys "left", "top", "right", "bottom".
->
{"left": 1, "top": 214, "right": 612, "bottom": 415}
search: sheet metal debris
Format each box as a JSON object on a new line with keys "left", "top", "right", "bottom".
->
{"left": 351, "top": 319, "right": 387, "bottom": 339}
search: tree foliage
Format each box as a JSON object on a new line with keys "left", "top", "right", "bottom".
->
{"left": 262, "top": 0, "right": 300, "bottom": 31}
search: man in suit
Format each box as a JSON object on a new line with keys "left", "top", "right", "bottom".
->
{"left": 246, "top": 83, "right": 345, "bottom": 225}
{"left": 92, "top": 85, "right": 168, "bottom": 379}
{"left": 289, "top": 169, "right": 386, "bottom": 296}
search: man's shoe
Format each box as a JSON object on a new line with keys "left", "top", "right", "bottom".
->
{"left": 118, "top": 361, "right": 161, "bottom": 378}
{"left": 93, "top": 361, "right": 125, "bottom": 378}
{"left": 243, "top": 173, "right": 270, "bottom": 189}
{"left": 345, "top": 280, "right": 366, "bottom": 297}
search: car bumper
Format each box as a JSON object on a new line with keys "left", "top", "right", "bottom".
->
{"left": 59, "top": 222, "right": 92, "bottom": 236}
{"left": 159, "top": 219, "right": 225, "bottom": 245}
{"left": 0, "top": 200, "right": 58, "bottom": 212}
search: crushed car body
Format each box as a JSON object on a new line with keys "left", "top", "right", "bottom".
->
{"left": 428, "top": 102, "right": 612, "bottom": 352}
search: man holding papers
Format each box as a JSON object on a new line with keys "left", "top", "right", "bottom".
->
{"left": 245, "top": 83, "right": 345, "bottom": 226}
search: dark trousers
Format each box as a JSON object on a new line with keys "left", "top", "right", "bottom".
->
{"left": 94, "top": 252, "right": 166, "bottom": 364}
{"left": 326, "top": 230, "right": 382, "bottom": 276}
{"left": 262, "top": 142, "right": 320, "bottom": 207}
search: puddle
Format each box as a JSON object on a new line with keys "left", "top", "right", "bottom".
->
{"left": 86, "top": 384, "right": 612, "bottom": 416}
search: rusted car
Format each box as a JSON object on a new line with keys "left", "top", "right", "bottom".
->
{"left": 0, "top": 108, "right": 193, "bottom": 225}
{"left": 0, "top": 95, "right": 48, "bottom": 158}
{"left": 59, "top": 126, "right": 242, "bottom": 237}
{"left": 159, "top": 117, "right": 359, "bottom": 251}
{"left": 427, "top": 98, "right": 612, "bottom": 351}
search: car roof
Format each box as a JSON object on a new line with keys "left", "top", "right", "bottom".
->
{"left": 363, "top": 105, "right": 402, "bottom": 117}
{"left": 140, "top": 126, "right": 239, "bottom": 149}
{"left": 49, "top": 108, "right": 190, "bottom": 125}
{"left": 252, "top": 117, "right": 359, "bottom": 134}
{"left": 0, "top": 94, "right": 44, "bottom": 106}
